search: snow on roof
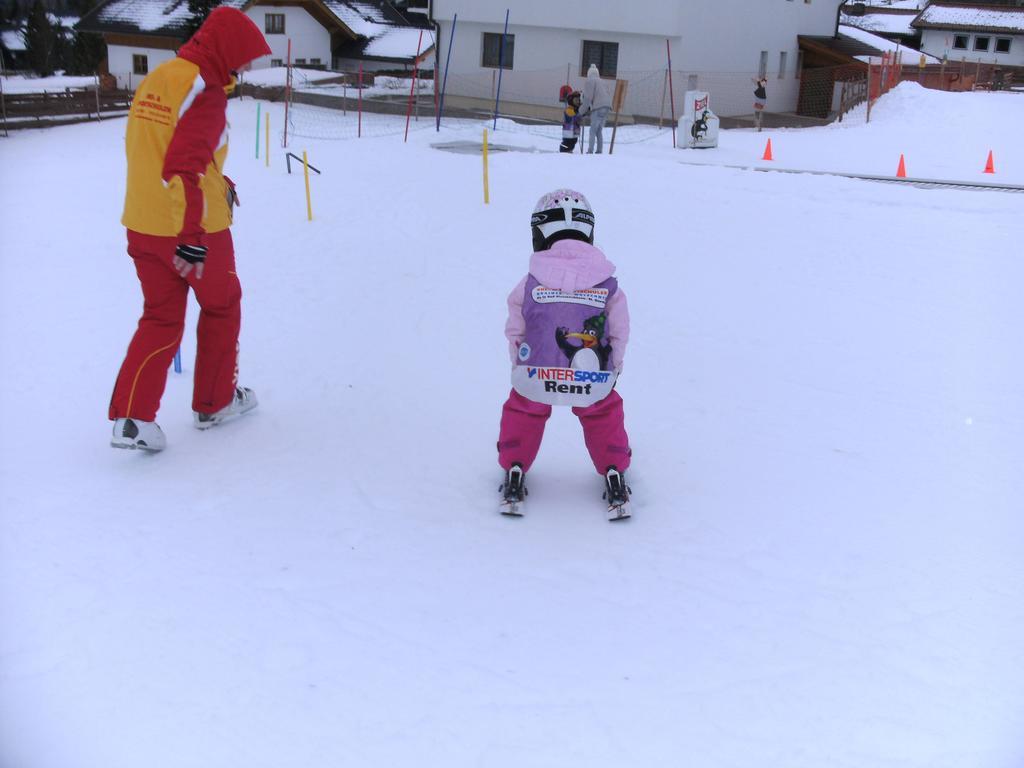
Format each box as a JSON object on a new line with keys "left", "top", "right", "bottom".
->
{"left": 855, "top": 0, "right": 924, "bottom": 8}
{"left": 842, "top": 11, "right": 918, "bottom": 36}
{"left": 2, "top": 29, "right": 25, "bottom": 51}
{"left": 363, "top": 25, "right": 432, "bottom": 59}
{"left": 322, "top": 0, "right": 390, "bottom": 37}
{"left": 840, "top": 23, "right": 941, "bottom": 61}
{"left": 321, "top": 0, "right": 432, "bottom": 62}
{"left": 46, "top": 13, "right": 80, "bottom": 28}
{"left": 914, "top": 5, "right": 1024, "bottom": 33}
{"left": 89, "top": 0, "right": 244, "bottom": 35}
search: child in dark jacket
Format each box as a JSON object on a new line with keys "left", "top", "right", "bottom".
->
{"left": 560, "top": 91, "right": 582, "bottom": 153}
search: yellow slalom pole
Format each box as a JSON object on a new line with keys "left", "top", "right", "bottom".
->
{"left": 303, "top": 151, "right": 313, "bottom": 221}
{"left": 265, "top": 113, "right": 270, "bottom": 167}
{"left": 482, "top": 128, "right": 490, "bottom": 204}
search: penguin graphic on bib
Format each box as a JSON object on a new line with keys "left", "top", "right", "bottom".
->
{"left": 556, "top": 313, "right": 611, "bottom": 370}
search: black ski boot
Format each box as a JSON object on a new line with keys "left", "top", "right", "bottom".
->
{"left": 499, "top": 463, "right": 528, "bottom": 516}
{"left": 603, "top": 466, "right": 631, "bottom": 521}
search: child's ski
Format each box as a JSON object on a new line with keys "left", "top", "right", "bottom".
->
{"left": 499, "top": 464, "right": 527, "bottom": 517}
{"left": 603, "top": 467, "right": 632, "bottom": 522}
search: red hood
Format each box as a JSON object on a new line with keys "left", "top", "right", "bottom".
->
{"left": 179, "top": 7, "right": 271, "bottom": 86}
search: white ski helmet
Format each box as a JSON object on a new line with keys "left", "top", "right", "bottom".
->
{"left": 531, "top": 188, "right": 594, "bottom": 251}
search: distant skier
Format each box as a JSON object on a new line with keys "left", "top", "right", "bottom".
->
{"left": 580, "top": 63, "right": 613, "bottom": 154}
{"left": 108, "top": 7, "right": 271, "bottom": 451}
{"left": 497, "top": 189, "right": 632, "bottom": 520}
{"left": 560, "top": 90, "right": 583, "bottom": 153}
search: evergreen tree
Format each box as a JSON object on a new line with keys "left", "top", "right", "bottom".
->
{"left": 65, "top": 0, "right": 105, "bottom": 74}
{"left": 183, "top": 0, "right": 221, "bottom": 40}
{"left": 24, "top": 0, "right": 57, "bottom": 76}
{"left": 4, "top": 0, "right": 22, "bottom": 25}
{"left": 66, "top": 28, "right": 103, "bottom": 74}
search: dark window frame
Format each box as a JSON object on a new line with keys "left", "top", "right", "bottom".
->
{"left": 482, "top": 32, "right": 514, "bottom": 69}
{"left": 581, "top": 39, "right": 619, "bottom": 78}
{"left": 995, "top": 37, "right": 1011, "bottom": 54}
{"left": 952, "top": 34, "right": 969, "bottom": 49}
{"left": 132, "top": 54, "right": 148, "bottom": 75}
{"left": 265, "top": 13, "right": 285, "bottom": 34}
{"left": 974, "top": 35, "right": 990, "bottom": 51}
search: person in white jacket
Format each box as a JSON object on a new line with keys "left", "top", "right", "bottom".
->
{"left": 580, "top": 64, "right": 613, "bottom": 154}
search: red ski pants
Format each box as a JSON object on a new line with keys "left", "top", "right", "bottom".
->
{"left": 109, "top": 229, "right": 241, "bottom": 422}
{"left": 497, "top": 388, "right": 631, "bottom": 475}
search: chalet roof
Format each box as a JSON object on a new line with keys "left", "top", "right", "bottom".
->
{"left": 334, "top": 23, "right": 433, "bottom": 62}
{"left": 852, "top": 0, "right": 925, "bottom": 8}
{"left": 800, "top": 31, "right": 885, "bottom": 61}
{"left": 840, "top": 8, "right": 920, "bottom": 37}
{"left": 322, "top": 0, "right": 433, "bottom": 62}
{"left": 911, "top": 3, "right": 1024, "bottom": 34}
{"left": 838, "top": 23, "right": 941, "bottom": 59}
{"left": 76, "top": 0, "right": 430, "bottom": 58}
{"left": 77, "top": 0, "right": 247, "bottom": 38}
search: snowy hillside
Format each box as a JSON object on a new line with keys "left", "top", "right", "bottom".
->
{"left": 1, "top": 83, "right": 1023, "bottom": 768}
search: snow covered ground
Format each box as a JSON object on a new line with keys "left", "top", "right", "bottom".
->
{"left": 1, "top": 74, "right": 100, "bottom": 94}
{"left": 1, "top": 83, "right": 1022, "bottom": 768}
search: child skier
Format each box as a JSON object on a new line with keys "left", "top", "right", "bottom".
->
{"left": 497, "top": 189, "right": 632, "bottom": 520}
{"left": 560, "top": 91, "right": 583, "bottom": 153}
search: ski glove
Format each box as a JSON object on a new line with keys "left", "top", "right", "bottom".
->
{"left": 175, "top": 243, "right": 207, "bottom": 265}
{"left": 173, "top": 243, "right": 207, "bottom": 279}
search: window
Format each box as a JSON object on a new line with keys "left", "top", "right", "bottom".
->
{"left": 265, "top": 13, "right": 285, "bottom": 34}
{"left": 311, "top": 58, "right": 321, "bottom": 65}
{"left": 270, "top": 58, "right": 283, "bottom": 68}
{"left": 795, "top": 50, "right": 804, "bottom": 78}
{"left": 974, "top": 36, "right": 990, "bottom": 51}
{"left": 952, "top": 34, "right": 969, "bottom": 49}
{"left": 132, "top": 54, "right": 148, "bottom": 75}
{"left": 778, "top": 51, "right": 787, "bottom": 78}
{"left": 581, "top": 40, "right": 619, "bottom": 78}
{"left": 482, "top": 32, "right": 514, "bottom": 69}
{"left": 295, "top": 58, "right": 307, "bottom": 65}
{"left": 995, "top": 38, "right": 1011, "bottom": 54}
{"left": 758, "top": 50, "right": 768, "bottom": 78}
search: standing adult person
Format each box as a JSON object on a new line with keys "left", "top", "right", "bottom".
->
{"left": 581, "top": 63, "right": 613, "bottom": 154}
{"left": 753, "top": 76, "right": 768, "bottom": 132}
{"left": 109, "top": 7, "right": 271, "bottom": 452}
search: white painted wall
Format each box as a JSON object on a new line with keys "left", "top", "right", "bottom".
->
{"left": 245, "top": 6, "right": 332, "bottom": 69}
{"left": 919, "top": 28, "right": 1024, "bottom": 67}
{"left": 107, "top": 45, "right": 177, "bottom": 90}
{"left": 431, "top": 0, "right": 843, "bottom": 118}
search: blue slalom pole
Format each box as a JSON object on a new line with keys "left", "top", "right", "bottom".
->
{"left": 492, "top": 9, "right": 509, "bottom": 131}
{"left": 173, "top": 347, "right": 182, "bottom": 374}
{"left": 436, "top": 12, "right": 457, "bottom": 131}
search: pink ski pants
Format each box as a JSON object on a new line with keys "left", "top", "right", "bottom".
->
{"left": 497, "top": 388, "right": 631, "bottom": 474}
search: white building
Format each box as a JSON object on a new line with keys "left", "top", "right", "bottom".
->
{"left": 77, "top": 0, "right": 431, "bottom": 90}
{"left": 430, "top": 0, "right": 846, "bottom": 119}
{"left": 912, "top": 2, "right": 1024, "bottom": 66}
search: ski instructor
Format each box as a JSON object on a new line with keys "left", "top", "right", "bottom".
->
{"left": 109, "top": 7, "right": 271, "bottom": 452}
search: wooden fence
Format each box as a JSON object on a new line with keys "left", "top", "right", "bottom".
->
{"left": 1, "top": 87, "right": 133, "bottom": 131}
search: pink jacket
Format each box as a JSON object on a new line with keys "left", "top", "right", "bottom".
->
{"left": 505, "top": 239, "right": 630, "bottom": 371}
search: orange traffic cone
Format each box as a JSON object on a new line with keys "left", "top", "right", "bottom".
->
{"left": 896, "top": 153, "right": 907, "bottom": 178}
{"left": 761, "top": 138, "right": 773, "bottom": 161}
{"left": 983, "top": 150, "right": 995, "bottom": 174}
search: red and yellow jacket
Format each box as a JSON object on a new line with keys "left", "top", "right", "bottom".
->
{"left": 122, "top": 7, "right": 270, "bottom": 241}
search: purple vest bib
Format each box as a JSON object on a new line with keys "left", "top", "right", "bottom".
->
{"left": 511, "top": 275, "right": 618, "bottom": 406}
